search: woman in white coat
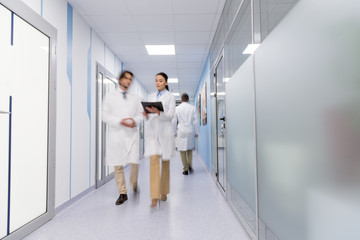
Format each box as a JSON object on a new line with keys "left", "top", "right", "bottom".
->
{"left": 174, "top": 93, "right": 199, "bottom": 175}
{"left": 143, "top": 72, "right": 176, "bottom": 207}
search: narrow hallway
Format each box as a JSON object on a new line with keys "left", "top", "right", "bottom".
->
{"left": 24, "top": 153, "right": 250, "bottom": 240}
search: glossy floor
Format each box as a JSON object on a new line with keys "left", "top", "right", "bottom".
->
{"left": 24, "top": 153, "right": 250, "bottom": 240}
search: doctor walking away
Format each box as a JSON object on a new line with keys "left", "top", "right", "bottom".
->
{"left": 143, "top": 72, "right": 176, "bottom": 207}
{"left": 102, "top": 70, "right": 143, "bottom": 205}
{"left": 174, "top": 93, "right": 199, "bottom": 175}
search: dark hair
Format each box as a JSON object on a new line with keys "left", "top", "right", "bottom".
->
{"left": 181, "top": 93, "right": 189, "bottom": 102}
{"left": 156, "top": 72, "right": 169, "bottom": 91}
{"left": 119, "top": 70, "right": 133, "bottom": 80}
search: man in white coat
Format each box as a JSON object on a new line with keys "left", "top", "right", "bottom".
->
{"left": 102, "top": 70, "right": 143, "bottom": 205}
{"left": 174, "top": 93, "right": 199, "bottom": 175}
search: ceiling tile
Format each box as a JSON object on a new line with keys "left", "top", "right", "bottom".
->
{"left": 177, "top": 62, "right": 203, "bottom": 70}
{"left": 115, "top": 45, "right": 148, "bottom": 55}
{"left": 176, "top": 54, "right": 204, "bottom": 62}
{"left": 175, "top": 44, "right": 208, "bottom": 55}
{"left": 119, "top": 54, "right": 151, "bottom": 63}
{"left": 70, "top": 0, "right": 129, "bottom": 15}
{"left": 175, "top": 32, "right": 210, "bottom": 45}
{"left": 217, "top": 0, "right": 227, "bottom": 13}
{"left": 177, "top": 69, "right": 200, "bottom": 74}
{"left": 102, "top": 33, "right": 143, "bottom": 46}
{"left": 133, "top": 15, "right": 174, "bottom": 32}
{"left": 87, "top": 15, "right": 137, "bottom": 33}
{"left": 124, "top": 0, "right": 172, "bottom": 15}
{"left": 140, "top": 32, "right": 175, "bottom": 45}
{"left": 173, "top": 0, "right": 220, "bottom": 14}
{"left": 149, "top": 56, "right": 177, "bottom": 63}
{"left": 174, "top": 15, "right": 215, "bottom": 32}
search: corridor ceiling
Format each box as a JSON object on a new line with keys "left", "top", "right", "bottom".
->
{"left": 67, "top": 0, "right": 226, "bottom": 99}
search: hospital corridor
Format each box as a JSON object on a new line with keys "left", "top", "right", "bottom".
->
{"left": 1, "top": 0, "right": 360, "bottom": 240}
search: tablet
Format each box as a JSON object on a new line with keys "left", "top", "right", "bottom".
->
{"left": 141, "top": 101, "right": 164, "bottom": 113}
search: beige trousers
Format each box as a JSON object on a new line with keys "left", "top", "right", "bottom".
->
{"left": 180, "top": 150, "right": 193, "bottom": 171}
{"left": 114, "top": 164, "right": 139, "bottom": 194}
{"left": 150, "top": 155, "right": 170, "bottom": 200}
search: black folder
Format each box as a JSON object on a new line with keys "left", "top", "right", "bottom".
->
{"left": 141, "top": 101, "right": 164, "bottom": 113}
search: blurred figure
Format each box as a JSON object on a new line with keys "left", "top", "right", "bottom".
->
{"left": 174, "top": 93, "right": 199, "bottom": 175}
{"left": 143, "top": 72, "right": 176, "bottom": 207}
{"left": 102, "top": 70, "right": 143, "bottom": 205}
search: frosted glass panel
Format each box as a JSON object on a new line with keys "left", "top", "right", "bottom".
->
{"left": 226, "top": 55, "right": 256, "bottom": 234}
{"left": 96, "top": 68, "right": 117, "bottom": 188}
{"left": 255, "top": 0, "right": 360, "bottom": 239}
{"left": 224, "top": 0, "right": 251, "bottom": 79}
{"left": 104, "top": 78, "right": 116, "bottom": 177}
{"left": 0, "top": 5, "right": 11, "bottom": 238}
{"left": 260, "top": 0, "right": 299, "bottom": 41}
{"left": 6, "top": 15, "right": 49, "bottom": 232}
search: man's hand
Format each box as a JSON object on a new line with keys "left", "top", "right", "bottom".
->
{"left": 121, "top": 118, "right": 135, "bottom": 128}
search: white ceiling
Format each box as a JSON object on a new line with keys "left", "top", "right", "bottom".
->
{"left": 67, "top": 0, "right": 226, "bottom": 99}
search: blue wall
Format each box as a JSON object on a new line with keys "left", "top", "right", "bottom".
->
{"left": 194, "top": 57, "right": 212, "bottom": 170}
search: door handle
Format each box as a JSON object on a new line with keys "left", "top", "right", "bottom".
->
{"left": 219, "top": 116, "right": 225, "bottom": 121}
{"left": 0, "top": 110, "right": 11, "bottom": 114}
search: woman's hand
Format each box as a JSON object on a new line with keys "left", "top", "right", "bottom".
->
{"left": 145, "top": 106, "right": 160, "bottom": 115}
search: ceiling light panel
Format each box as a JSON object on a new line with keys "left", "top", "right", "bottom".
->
{"left": 167, "top": 78, "right": 178, "bottom": 83}
{"left": 145, "top": 45, "right": 176, "bottom": 55}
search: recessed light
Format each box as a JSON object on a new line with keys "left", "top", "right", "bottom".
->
{"left": 172, "top": 93, "right": 180, "bottom": 96}
{"left": 168, "top": 78, "right": 178, "bottom": 83}
{"left": 243, "top": 44, "right": 260, "bottom": 55}
{"left": 145, "top": 45, "right": 175, "bottom": 55}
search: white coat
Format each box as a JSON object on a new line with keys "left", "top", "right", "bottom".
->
{"left": 144, "top": 90, "right": 176, "bottom": 160}
{"left": 174, "top": 102, "right": 199, "bottom": 151}
{"left": 102, "top": 90, "right": 143, "bottom": 166}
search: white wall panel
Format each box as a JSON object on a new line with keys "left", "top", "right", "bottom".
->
{"left": 43, "top": 0, "right": 71, "bottom": 207}
{"left": 0, "top": 5, "right": 11, "bottom": 238}
{"left": 104, "top": 44, "right": 115, "bottom": 75}
{"left": 114, "top": 56, "right": 122, "bottom": 78}
{"left": 71, "top": 9, "right": 91, "bottom": 197}
{"left": 92, "top": 32, "right": 104, "bottom": 67}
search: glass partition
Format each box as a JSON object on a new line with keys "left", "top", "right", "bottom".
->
{"left": 255, "top": 0, "right": 360, "bottom": 239}
{"left": 226, "top": 55, "right": 257, "bottom": 237}
{"left": 260, "top": 0, "right": 299, "bottom": 41}
{"left": 224, "top": 0, "right": 251, "bottom": 79}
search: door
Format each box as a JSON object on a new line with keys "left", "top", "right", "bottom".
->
{"left": 95, "top": 63, "right": 117, "bottom": 188}
{"left": 215, "top": 55, "right": 227, "bottom": 192}
{"left": 0, "top": 1, "right": 56, "bottom": 239}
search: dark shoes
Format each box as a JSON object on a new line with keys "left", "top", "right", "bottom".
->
{"left": 115, "top": 194, "right": 128, "bottom": 205}
{"left": 183, "top": 167, "right": 194, "bottom": 175}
